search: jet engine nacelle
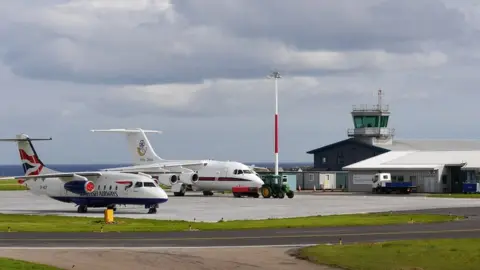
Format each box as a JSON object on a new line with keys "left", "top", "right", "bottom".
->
{"left": 179, "top": 172, "right": 199, "bottom": 185}
{"left": 64, "top": 180, "right": 95, "bottom": 194}
{"left": 155, "top": 174, "right": 180, "bottom": 186}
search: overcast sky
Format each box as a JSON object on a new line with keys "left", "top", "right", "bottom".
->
{"left": 0, "top": 0, "right": 479, "bottom": 165}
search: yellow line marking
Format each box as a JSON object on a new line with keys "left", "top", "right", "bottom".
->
{"left": 2, "top": 228, "right": 480, "bottom": 242}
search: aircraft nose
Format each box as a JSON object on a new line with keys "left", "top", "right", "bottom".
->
{"left": 253, "top": 176, "right": 264, "bottom": 187}
{"left": 156, "top": 187, "right": 169, "bottom": 202}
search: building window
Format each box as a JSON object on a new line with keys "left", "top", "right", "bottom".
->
{"left": 391, "top": 176, "right": 397, "bottom": 181}
{"left": 322, "top": 157, "right": 327, "bottom": 164}
{"left": 337, "top": 152, "right": 344, "bottom": 165}
{"left": 410, "top": 176, "right": 416, "bottom": 182}
{"left": 397, "top": 176, "right": 404, "bottom": 182}
{"left": 309, "top": 174, "right": 314, "bottom": 181}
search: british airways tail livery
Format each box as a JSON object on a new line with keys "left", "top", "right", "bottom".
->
{"left": 0, "top": 134, "right": 168, "bottom": 214}
{"left": 90, "top": 128, "right": 264, "bottom": 197}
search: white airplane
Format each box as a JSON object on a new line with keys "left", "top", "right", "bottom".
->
{"left": 0, "top": 134, "right": 168, "bottom": 214}
{"left": 90, "top": 128, "right": 265, "bottom": 197}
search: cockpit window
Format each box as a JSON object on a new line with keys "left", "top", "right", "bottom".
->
{"left": 134, "top": 182, "right": 143, "bottom": 188}
{"left": 243, "top": 170, "right": 253, "bottom": 174}
{"left": 143, "top": 182, "right": 156, "bottom": 187}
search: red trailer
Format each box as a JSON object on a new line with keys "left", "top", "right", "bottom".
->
{"left": 232, "top": 186, "right": 260, "bottom": 198}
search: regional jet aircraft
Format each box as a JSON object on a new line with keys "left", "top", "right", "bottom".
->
{"left": 0, "top": 134, "right": 168, "bottom": 214}
{"left": 90, "top": 128, "right": 264, "bottom": 196}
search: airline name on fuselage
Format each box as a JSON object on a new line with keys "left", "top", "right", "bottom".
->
{"left": 78, "top": 191, "right": 119, "bottom": 197}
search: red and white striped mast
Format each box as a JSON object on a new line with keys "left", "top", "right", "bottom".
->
{"left": 268, "top": 71, "right": 281, "bottom": 176}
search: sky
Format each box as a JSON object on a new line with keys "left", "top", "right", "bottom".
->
{"left": 0, "top": 0, "right": 480, "bottom": 165}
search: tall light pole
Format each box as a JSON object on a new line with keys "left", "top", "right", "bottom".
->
{"left": 268, "top": 71, "right": 281, "bottom": 176}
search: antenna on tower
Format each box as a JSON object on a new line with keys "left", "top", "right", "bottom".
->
{"left": 377, "top": 89, "right": 383, "bottom": 111}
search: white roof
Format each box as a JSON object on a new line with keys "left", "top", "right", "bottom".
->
{"left": 343, "top": 150, "right": 480, "bottom": 170}
{"left": 381, "top": 139, "right": 480, "bottom": 151}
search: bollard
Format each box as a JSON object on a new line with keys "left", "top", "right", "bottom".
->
{"left": 339, "top": 238, "right": 342, "bottom": 245}
{"left": 7, "top": 227, "right": 10, "bottom": 232}
{"left": 100, "top": 226, "right": 104, "bottom": 233}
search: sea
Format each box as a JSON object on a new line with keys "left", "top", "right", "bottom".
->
{"left": 0, "top": 162, "right": 312, "bottom": 176}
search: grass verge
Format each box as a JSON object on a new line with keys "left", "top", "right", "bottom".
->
{"left": 427, "top": 193, "right": 480, "bottom": 198}
{"left": 0, "top": 257, "right": 63, "bottom": 270}
{"left": 0, "top": 179, "right": 28, "bottom": 191}
{"left": 0, "top": 213, "right": 462, "bottom": 232}
{"left": 296, "top": 238, "right": 480, "bottom": 270}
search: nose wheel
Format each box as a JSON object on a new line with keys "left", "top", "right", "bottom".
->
{"left": 147, "top": 204, "right": 158, "bottom": 214}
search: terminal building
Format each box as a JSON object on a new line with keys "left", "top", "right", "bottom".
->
{"left": 306, "top": 90, "right": 480, "bottom": 193}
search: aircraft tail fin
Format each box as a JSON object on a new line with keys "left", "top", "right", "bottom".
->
{"left": 0, "top": 134, "right": 57, "bottom": 176}
{"left": 90, "top": 128, "right": 164, "bottom": 165}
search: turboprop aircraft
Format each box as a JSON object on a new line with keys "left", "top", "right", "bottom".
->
{"left": 90, "top": 128, "right": 265, "bottom": 197}
{"left": 0, "top": 134, "right": 168, "bottom": 214}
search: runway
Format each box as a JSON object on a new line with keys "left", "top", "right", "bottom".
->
{"left": 2, "top": 216, "right": 480, "bottom": 248}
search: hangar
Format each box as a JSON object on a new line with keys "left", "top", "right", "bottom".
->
{"left": 306, "top": 90, "right": 480, "bottom": 193}
{"left": 343, "top": 149, "right": 480, "bottom": 193}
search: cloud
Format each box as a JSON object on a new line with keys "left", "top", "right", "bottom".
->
{"left": 0, "top": 0, "right": 479, "bottom": 164}
{"left": 0, "top": 0, "right": 459, "bottom": 86}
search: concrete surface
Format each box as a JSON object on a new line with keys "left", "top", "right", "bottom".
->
{"left": 0, "top": 247, "right": 332, "bottom": 270}
{"left": 3, "top": 191, "right": 480, "bottom": 221}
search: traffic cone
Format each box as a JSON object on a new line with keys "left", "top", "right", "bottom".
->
{"left": 313, "top": 185, "right": 316, "bottom": 192}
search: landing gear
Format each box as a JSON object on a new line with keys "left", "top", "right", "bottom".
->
{"left": 147, "top": 204, "right": 158, "bottom": 214}
{"left": 203, "top": 191, "right": 214, "bottom": 196}
{"left": 77, "top": 205, "right": 88, "bottom": 213}
{"left": 173, "top": 183, "right": 187, "bottom": 196}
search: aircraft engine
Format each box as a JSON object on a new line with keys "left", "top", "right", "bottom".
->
{"left": 64, "top": 180, "right": 95, "bottom": 194}
{"left": 155, "top": 174, "right": 180, "bottom": 186}
{"left": 179, "top": 172, "right": 199, "bottom": 185}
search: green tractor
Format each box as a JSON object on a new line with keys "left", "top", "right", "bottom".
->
{"left": 259, "top": 174, "right": 294, "bottom": 199}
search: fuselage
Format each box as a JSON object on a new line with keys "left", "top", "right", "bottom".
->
{"left": 22, "top": 172, "right": 168, "bottom": 207}
{"left": 186, "top": 160, "right": 264, "bottom": 191}
{"left": 114, "top": 159, "right": 265, "bottom": 192}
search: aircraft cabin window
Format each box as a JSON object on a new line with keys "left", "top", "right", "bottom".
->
{"left": 115, "top": 186, "right": 118, "bottom": 190}
{"left": 143, "top": 182, "right": 156, "bottom": 187}
{"left": 134, "top": 182, "right": 143, "bottom": 188}
{"left": 243, "top": 170, "right": 253, "bottom": 174}
{"left": 109, "top": 185, "right": 112, "bottom": 190}
{"left": 103, "top": 185, "right": 106, "bottom": 190}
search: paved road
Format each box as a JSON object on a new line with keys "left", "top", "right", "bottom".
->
{"left": 1, "top": 207, "right": 480, "bottom": 248}
{"left": 1, "top": 219, "right": 480, "bottom": 247}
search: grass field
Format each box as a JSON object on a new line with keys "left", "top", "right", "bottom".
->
{"left": 0, "top": 213, "right": 461, "bottom": 232}
{"left": 428, "top": 193, "right": 480, "bottom": 198}
{"left": 0, "top": 179, "right": 27, "bottom": 191}
{"left": 297, "top": 238, "right": 480, "bottom": 270}
{"left": 0, "top": 257, "right": 62, "bottom": 270}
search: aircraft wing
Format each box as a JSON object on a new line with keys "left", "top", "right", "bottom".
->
{"left": 103, "top": 161, "right": 208, "bottom": 174}
{"left": 0, "top": 172, "right": 103, "bottom": 181}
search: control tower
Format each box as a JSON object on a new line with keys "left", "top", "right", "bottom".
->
{"left": 347, "top": 89, "right": 395, "bottom": 146}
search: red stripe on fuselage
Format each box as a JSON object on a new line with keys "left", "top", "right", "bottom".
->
{"left": 199, "top": 177, "right": 251, "bottom": 182}
{"left": 116, "top": 181, "right": 133, "bottom": 185}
